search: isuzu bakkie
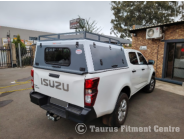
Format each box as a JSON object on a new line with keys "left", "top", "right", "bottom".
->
{"left": 30, "top": 32, "right": 156, "bottom": 127}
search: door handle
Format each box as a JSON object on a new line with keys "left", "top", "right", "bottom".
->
{"left": 132, "top": 70, "right": 136, "bottom": 73}
{"left": 142, "top": 69, "right": 145, "bottom": 71}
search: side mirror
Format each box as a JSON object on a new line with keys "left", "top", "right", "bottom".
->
{"left": 148, "top": 60, "right": 155, "bottom": 65}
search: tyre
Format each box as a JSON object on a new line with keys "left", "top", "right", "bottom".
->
{"left": 143, "top": 75, "right": 156, "bottom": 93}
{"left": 104, "top": 93, "right": 129, "bottom": 127}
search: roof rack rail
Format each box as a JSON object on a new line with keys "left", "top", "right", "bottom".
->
{"left": 38, "top": 31, "right": 121, "bottom": 46}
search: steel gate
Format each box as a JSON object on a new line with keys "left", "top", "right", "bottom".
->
{"left": 16, "top": 47, "right": 34, "bottom": 67}
{"left": 0, "top": 46, "right": 12, "bottom": 68}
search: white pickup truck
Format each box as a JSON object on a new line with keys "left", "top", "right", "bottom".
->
{"left": 30, "top": 32, "right": 155, "bottom": 127}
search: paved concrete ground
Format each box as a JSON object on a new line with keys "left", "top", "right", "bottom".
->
{"left": 0, "top": 67, "right": 184, "bottom": 139}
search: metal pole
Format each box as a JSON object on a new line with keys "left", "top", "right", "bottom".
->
{"left": 18, "top": 43, "right": 22, "bottom": 67}
{"left": 30, "top": 47, "right": 32, "bottom": 65}
{"left": 9, "top": 30, "right": 13, "bottom": 67}
{"left": 175, "top": 2, "right": 177, "bottom": 21}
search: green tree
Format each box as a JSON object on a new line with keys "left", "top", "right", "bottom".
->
{"left": 110, "top": 1, "right": 180, "bottom": 38}
{"left": 75, "top": 16, "right": 102, "bottom": 34}
{"left": 12, "top": 34, "right": 27, "bottom": 59}
{"left": 12, "top": 34, "right": 26, "bottom": 49}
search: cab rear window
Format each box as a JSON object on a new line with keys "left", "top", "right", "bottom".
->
{"left": 45, "top": 48, "right": 70, "bottom": 66}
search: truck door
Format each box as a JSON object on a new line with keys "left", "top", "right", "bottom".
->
{"left": 128, "top": 52, "right": 143, "bottom": 94}
{"left": 137, "top": 52, "right": 150, "bottom": 84}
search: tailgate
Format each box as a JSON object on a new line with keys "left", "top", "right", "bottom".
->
{"left": 34, "top": 68, "right": 85, "bottom": 107}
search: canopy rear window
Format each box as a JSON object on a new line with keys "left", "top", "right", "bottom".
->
{"left": 45, "top": 48, "right": 70, "bottom": 66}
{"left": 34, "top": 44, "right": 87, "bottom": 74}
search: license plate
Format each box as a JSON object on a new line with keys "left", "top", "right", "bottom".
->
{"left": 50, "top": 97, "right": 68, "bottom": 108}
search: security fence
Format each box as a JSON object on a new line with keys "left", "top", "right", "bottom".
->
{"left": 16, "top": 46, "right": 34, "bottom": 67}
{"left": 0, "top": 44, "right": 35, "bottom": 68}
{"left": 0, "top": 46, "right": 12, "bottom": 68}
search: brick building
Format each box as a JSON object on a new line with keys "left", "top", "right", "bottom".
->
{"left": 129, "top": 20, "right": 184, "bottom": 85}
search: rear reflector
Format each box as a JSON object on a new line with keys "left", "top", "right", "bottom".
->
{"left": 31, "top": 69, "right": 34, "bottom": 89}
{"left": 31, "top": 69, "right": 34, "bottom": 77}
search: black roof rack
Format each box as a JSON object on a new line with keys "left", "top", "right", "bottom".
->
{"left": 38, "top": 31, "right": 121, "bottom": 46}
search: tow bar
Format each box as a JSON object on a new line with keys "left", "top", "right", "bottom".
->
{"left": 46, "top": 112, "right": 60, "bottom": 121}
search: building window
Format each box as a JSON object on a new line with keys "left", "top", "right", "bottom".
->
{"left": 165, "top": 43, "right": 184, "bottom": 82}
{"left": 29, "top": 37, "right": 37, "bottom": 40}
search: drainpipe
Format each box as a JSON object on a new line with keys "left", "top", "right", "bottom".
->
{"left": 156, "top": 44, "right": 159, "bottom": 77}
{"left": 162, "top": 33, "right": 165, "bottom": 40}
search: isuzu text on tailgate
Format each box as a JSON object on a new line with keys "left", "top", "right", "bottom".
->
{"left": 40, "top": 78, "right": 69, "bottom": 91}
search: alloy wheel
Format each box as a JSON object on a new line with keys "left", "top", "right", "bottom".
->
{"left": 150, "top": 78, "right": 155, "bottom": 91}
{"left": 118, "top": 99, "right": 127, "bottom": 122}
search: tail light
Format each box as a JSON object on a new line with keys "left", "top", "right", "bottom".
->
{"left": 31, "top": 69, "right": 34, "bottom": 89}
{"left": 84, "top": 77, "right": 99, "bottom": 107}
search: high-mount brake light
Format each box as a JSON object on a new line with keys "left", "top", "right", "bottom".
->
{"left": 84, "top": 78, "right": 100, "bottom": 107}
{"left": 31, "top": 69, "right": 34, "bottom": 89}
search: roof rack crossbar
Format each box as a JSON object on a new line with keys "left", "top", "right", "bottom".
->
{"left": 38, "top": 31, "right": 121, "bottom": 46}
{"left": 40, "top": 36, "right": 59, "bottom": 40}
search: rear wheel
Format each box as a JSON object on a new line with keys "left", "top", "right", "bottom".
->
{"left": 103, "top": 93, "right": 129, "bottom": 127}
{"left": 143, "top": 75, "right": 156, "bottom": 93}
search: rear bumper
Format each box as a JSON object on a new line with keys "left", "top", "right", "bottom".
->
{"left": 30, "top": 91, "right": 97, "bottom": 123}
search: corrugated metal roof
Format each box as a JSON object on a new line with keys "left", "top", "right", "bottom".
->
{"left": 129, "top": 20, "right": 184, "bottom": 33}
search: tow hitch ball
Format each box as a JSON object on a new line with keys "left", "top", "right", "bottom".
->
{"left": 46, "top": 112, "right": 60, "bottom": 121}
